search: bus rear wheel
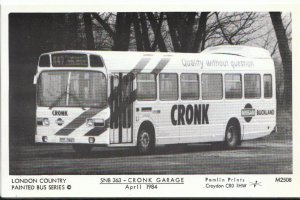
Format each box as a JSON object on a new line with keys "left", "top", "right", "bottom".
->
{"left": 72, "top": 144, "right": 93, "bottom": 155}
{"left": 225, "top": 124, "right": 239, "bottom": 149}
{"left": 137, "top": 129, "right": 154, "bottom": 154}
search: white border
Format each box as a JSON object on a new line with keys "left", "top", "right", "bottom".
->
{"left": 1, "top": 1, "right": 300, "bottom": 197}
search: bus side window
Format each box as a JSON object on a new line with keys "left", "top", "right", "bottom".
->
{"left": 225, "top": 74, "right": 242, "bottom": 99}
{"left": 159, "top": 73, "right": 178, "bottom": 101}
{"left": 136, "top": 73, "right": 157, "bottom": 101}
{"left": 263, "top": 74, "right": 272, "bottom": 98}
{"left": 181, "top": 73, "right": 199, "bottom": 100}
{"left": 201, "top": 74, "right": 223, "bottom": 100}
{"left": 244, "top": 74, "right": 261, "bottom": 99}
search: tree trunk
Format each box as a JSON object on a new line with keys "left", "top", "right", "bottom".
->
{"left": 132, "top": 13, "right": 144, "bottom": 51}
{"left": 113, "top": 13, "right": 132, "bottom": 51}
{"left": 150, "top": 12, "right": 164, "bottom": 51}
{"left": 139, "top": 13, "right": 151, "bottom": 51}
{"left": 193, "top": 12, "right": 209, "bottom": 52}
{"left": 270, "top": 12, "right": 292, "bottom": 105}
{"left": 201, "top": 29, "right": 207, "bottom": 51}
{"left": 147, "top": 12, "right": 167, "bottom": 52}
{"left": 174, "top": 13, "right": 185, "bottom": 50}
{"left": 166, "top": 13, "right": 181, "bottom": 52}
{"left": 181, "top": 12, "right": 196, "bottom": 52}
{"left": 83, "top": 13, "right": 95, "bottom": 50}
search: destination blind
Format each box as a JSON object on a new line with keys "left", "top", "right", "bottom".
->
{"left": 52, "top": 53, "right": 88, "bottom": 67}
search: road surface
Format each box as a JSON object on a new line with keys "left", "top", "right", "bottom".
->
{"left": 10, "top": 134, "right": 292, "bottom": 174}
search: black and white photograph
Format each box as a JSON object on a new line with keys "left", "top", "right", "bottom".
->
{"left": 1, "top": 0, "right": 299, "bottom": 198}
{"left": 9, "top": 11, "right": 292, "bottom": 175}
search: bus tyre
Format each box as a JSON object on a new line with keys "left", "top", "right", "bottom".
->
{"left": 225, "top": 124, "right": 239, "bottom": 149}
{"left": 72, "top": 144, "right": 93, "bottom": 155}
{"left": 137, "top": 129, "right": 154, "bottom": 154}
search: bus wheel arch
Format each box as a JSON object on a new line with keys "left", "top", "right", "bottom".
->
{"left": 137, "top": 121, "right": 156, "bottom": 154}
{"left": 225, "top": 118, "right": 241, "bottom": 149}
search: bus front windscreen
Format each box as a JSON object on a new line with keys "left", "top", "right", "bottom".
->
{"left": 37, "top": 71, "right": 107, "bottom": 108}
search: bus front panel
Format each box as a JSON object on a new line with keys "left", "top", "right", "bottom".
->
{"left": 35, "top": 70, "right": 110, "bottom": 145}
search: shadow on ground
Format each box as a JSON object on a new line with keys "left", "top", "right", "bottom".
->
{"left": 26, "top": 143, "right": 261, "bottom": 160}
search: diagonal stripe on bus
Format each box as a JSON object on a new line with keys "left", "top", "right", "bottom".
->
{"left": 124, "top": 55, "right": 172, "bottom": 104}
{"left": 108, "top": 54, "right": 152, "bottom": 131}
{"left": 55, "top": 107, "right": 107, "bottom": 136}
{"left": 151, "top": 55, "right": 172, "bottom": 74}
{"left": 129, "top": 54, "right": 153, "bottom": 75}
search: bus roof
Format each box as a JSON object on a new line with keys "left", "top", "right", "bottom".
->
{"left": 42, "top": 45, "right": 274, "bottom": 73}
{"left": 202, "top": 45, "right": 271, "bottom": 59}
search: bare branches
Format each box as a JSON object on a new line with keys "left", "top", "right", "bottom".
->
{"left": 147, "top": 12, "right": 167, "bottom": 52}
{"left": 212, "top": 12, "right": 263, "bottom": 46}
{"left": 193, "top": 12, "right": 209, "bottom": 52}
{"left": 215, "top": 12, "right": 232, "bottom": 44}
{"left": 86, "top": 11, "right": 291, "bottom": 59}
{"left": 92, "top": 13, "right": 116, "bottom": 41}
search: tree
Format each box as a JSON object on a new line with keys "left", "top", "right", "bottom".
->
{"left": 91, "top": 12, "right": 210, "bottom": 52}
{"left": 270, "top": 12, "right": 292, "bottom": 105}
{"left": 147, "top": 12, "right": 167, "bottom": 52}
{"left": 113, "top": 13, "right": 132, "bottom": 50}
{"left": 139, "top": 12, "right": 151, "bottom": 51}
{"left": 132, "top": 13, "right": 144, "bottom": 51}
{"left": 193, "top": 12, "right": 209, "bottom": 52}
{"left": 92, "top": 12, "right": 133, "bottom": 50}
{"left": 204, "top": 12, "right": 265, "bottom": 47}
{"left": 166, "top": 12, "right": 209, "bottom": 52}
{"left": 83, "top": 13, "right": 95, "bottom": 50}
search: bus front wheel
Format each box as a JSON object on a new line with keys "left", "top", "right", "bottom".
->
{"left": 72, "top": 144, "right": 93, "bottom": 154}
{"left": 137, "top": 129, "right": 154, "bottom": 154}
{"left": 225, "top": 124, "right": 239, "bottom": 149}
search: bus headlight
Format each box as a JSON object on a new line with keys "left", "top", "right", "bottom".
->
{"left": 86, "top": 119, "right": 94, "bottom": 127}
{"left": 42, "top": 136, "right": 48, "bottom": 142}
{"left": 43, "top": 118, "right": 50, "bottom": 126}
{"left": 89, "top": 137, "right": 95, "bottom": 144}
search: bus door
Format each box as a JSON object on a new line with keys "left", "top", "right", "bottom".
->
{"left": 109, "top": 73, "right": 133, "bottom": 144}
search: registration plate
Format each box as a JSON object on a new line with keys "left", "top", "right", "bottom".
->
{"left": 59, "top": 137, "right": 75, "bottom": 143}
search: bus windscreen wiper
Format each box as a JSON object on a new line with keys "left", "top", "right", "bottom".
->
{"left": 49, "top": 92, "right": 86, "bottom": 110}
{"left": 49, "top": 91, "right": 67, "bottom": 110}
{"left": 68, "top": 93, "right": 86, "bottom": 110}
